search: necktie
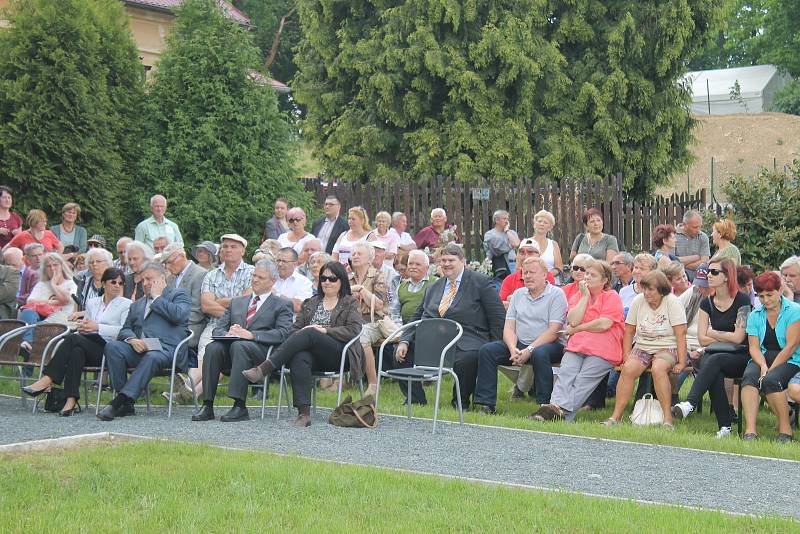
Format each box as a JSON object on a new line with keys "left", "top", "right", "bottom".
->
{"left": 438, "top": 281, "right": 458, "bottom": 316}
{"left": 245, "top": 295, "right": 259, "bottom": 327}
{"left": 143, "top": 298, "right": 151, "bottom": 318}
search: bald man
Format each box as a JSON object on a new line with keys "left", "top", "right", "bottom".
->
{"left": 134, "top": 194, "right": 183, "bottom": 248}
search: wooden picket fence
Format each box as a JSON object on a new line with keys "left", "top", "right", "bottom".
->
{"left": 302, "top": 175, "right": 708, "bottom": 261}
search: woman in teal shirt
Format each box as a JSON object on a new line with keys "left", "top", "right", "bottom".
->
{"left": 741, "top": 272, "right": 800, "bottom": 442}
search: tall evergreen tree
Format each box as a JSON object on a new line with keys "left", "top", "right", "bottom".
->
{"left": 139, "top": 0, "right": 308, "bottom": 247}
{"left": 293, "top": 0, "right": 725, "bottom": 198}
{"left": 0, "top": 0, "right": 144, "bottom": 235}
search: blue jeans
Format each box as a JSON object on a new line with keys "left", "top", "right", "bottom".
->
{"left": 19, "top": 308, "right": 43, "bottom": 344}
{"left": 474, "top": 340, "right": 564, "bottom": 406}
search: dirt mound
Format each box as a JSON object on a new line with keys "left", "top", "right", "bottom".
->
{"left": 657, "top": 112, "right": 800, "bottom": 202}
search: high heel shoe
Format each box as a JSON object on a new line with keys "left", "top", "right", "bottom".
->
{"left": 59, "top": 403, "right": 82, "bottom": 417}
{"left": 22, "top": 385, "right": 49, "bottom": 398}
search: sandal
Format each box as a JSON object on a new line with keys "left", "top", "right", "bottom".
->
{"left": 662, "top": 422, "right": 675, "bottom": 431}
{"left": 742, "top": 433, "right": 758, "bottom": 441}
{"left": 601, "top": 417, "right": 619, "bottom": 427}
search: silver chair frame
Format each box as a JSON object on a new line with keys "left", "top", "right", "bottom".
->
{"left": 375, "top": 318, "right": 463, "bottom": 433}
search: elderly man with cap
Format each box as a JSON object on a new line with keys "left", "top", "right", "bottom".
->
{"left": 162, "top": 242, "right": 208, "bottom": 347}
{"left": 499, "top": 238, "right": 556, "bottom": 307}
{"left": 196, "top": 234, "right": 254, "bottom": 397}
{"left": 134, "top": 194, "right": 183, "bottom": 249}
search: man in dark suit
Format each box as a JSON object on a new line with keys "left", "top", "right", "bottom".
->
{"left": 192, "top": 259, "right": 294, "bottom": 422}
{"left": 98, "top": 262, "right": 191, "bottom": 420}
{"left": 162, "top": 243, "right": 207, "bottom": 348}
{"left": 311, "top": 194, "right": 348, "bottom": 255}
{"left": 395, "top": 243, "right": 505, "bottom": 408}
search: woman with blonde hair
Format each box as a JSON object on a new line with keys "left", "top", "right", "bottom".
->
{"left": 332, "top": 206, "right": 371, "bottom": 265}
{"left": 368, "top": 211, "right": 398, "bottom": 268}
{"left": 50, "top": 202, "right": 88, "bottom": 255}
{"left": 18, "top": 253, "right": 77, "bottom": 352}
{"left": 531, "top": 209, "right": 563, "bottom": 281}
{"left": 4, "top": 209, "right": 63, "bottom": 253}
{"left": 710, "top": 219, "right": 741, "bottom": 266}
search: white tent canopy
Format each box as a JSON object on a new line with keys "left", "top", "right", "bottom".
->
{"left": 683, "top": 64, "right": 792, "bottom": 115}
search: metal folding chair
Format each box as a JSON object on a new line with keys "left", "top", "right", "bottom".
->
{"left": 95, "top": 330, "right": 195, "bottom": 418}
{"left": 276, "top": 331, "right": 363, "bottom": 420}
{"left": 0, "top": 322, "right": 70, "bottom": 412}
{"left": 375, "top": 318, "right": 463, "bottom": 433}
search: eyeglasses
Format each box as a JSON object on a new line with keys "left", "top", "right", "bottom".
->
{"left": 610, "top": 261, "right": 624, "bottom": 266}
{"left": 708, "top": 269, "right": 723, "bottom": 276}
{"left": 106, "top": 280, "right": 123, "bottom": 286}
{"left": 320, "top": 275, "right": 339, "bottom": 283}
{"left": 288, "top": 218, "right": 303, "bottom": 223}
{"left": 572, "top": 266, "right": 587, "bottom": 272}
{"left": 275, "top": 259, "right": 294, "bottom": 264}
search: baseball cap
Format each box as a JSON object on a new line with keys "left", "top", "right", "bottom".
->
{"left": 371, "top": 240, "right": 387, "bottom": 250}
{"left": 518, "top": 238, "right": 540, "bottom": 253}
{"left": 87, "top": 234, "right": 107, "bottom": 248}
{"left": 694, "top": 263, "right": 709, "bottom": 288}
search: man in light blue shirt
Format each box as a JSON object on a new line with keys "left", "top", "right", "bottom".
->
{"left": 134, "top": 194, "right": 183, "bottom": 248}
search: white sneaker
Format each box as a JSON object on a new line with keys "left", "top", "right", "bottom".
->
{"left": 715, "top": 426, "right": 732, "bottom": 439}
{"left": 671, "top": 401, "right": 694, "bottom": 420}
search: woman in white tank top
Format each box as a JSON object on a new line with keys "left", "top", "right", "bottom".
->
{"left": 332, "top": 206, "right": 370, "bottom": 265}
{"left": 532, "top": 210, "right": 563, "bottom": 280}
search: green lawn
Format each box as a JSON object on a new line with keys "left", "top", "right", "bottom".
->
{"left": 3, "top": 368, "right": 799, "bottom": 462}
{"left": 0, "top": 441, "right": 795, "bottom": 532}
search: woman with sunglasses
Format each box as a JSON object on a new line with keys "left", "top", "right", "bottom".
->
{"left": 277, "top": 207, "right": 315, "bottom": 256}
{"left": 243, "top": 261, "right": 363, "bottom": 427}
{"left": 561, "top": 254, "right": 593, "bottom": 303}
{"left": 22, "top": 268, "right": 131, "bottom": 416}
{"left": 672, "top": 258, "right": 751, "bottom": 438}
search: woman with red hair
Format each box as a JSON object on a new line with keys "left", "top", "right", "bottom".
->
{"left": 740, "top": 272, "right": 800, "bottom": 441}
{"left": 569, "top": 208, "right": 619, "bottom": 263}
{"left": 652, "top": 224, "right": 679, "bottom": 269}
{"left": 672, "top": 258, "right": 752, "bottom": 437}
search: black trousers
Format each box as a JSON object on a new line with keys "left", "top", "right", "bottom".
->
{"left": 395, "top": 347, "right": 479, "bottom": 407}
{"left": 203, "top": 340, "right": 272, "bottom": 402}
{"left": 43, "top": 334, "right": 105, "bottom": 400}
{"left": 686, "top": 350, "right": 750, "bottom": 428}
{"left": 269, "top": 329, "right": 345, "bottom": 408}
{"left": 740, "top": 349, "right": 799, "bottom": 393}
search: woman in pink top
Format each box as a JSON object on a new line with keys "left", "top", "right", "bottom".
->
{"left": 532, "top": 259, "right": 624, "bottom": 422}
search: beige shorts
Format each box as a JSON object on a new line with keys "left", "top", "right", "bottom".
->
{"left": 360, "top": 322, "right": 387, "bottom": 346}
{"left": 630, "top": 347, "right": 677, "bottom": 368}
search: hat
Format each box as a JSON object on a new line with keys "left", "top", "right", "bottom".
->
{"left": 160, "top": 242, "right": 186, "bottom": 263}
{"left": 220, "top": 234, "right": 247, "bottom": 248}
{"left": 518, "top": 238, "right": 540, "bottom": 252}
{"left": 371, "top": 240, "right": 387, "bottom": 250}
{"left": 87, "top": 234, "right": 107, "bottom": 248}
{"left": 694, "top": 263, "right": 710, "bottom": 288}
{"left": 191, "top": 240, "right": 218, "bottom": 261}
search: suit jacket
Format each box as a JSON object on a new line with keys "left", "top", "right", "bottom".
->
{"left": 0, "top": 264, "right": 19, "bottom": 319}
{"left": 212, "top": 293, "right": 294, "bottom": 346}
{"left": 403, "top": 268, "right": 505, "bottom": 352}
{"left": 264, "top": 216, "right": 288, "bottom": 241}
{"left": 311, "top": 216, "right": 349, "bottom": 255}
{"left": 117, "top": 287, "right": 191, "bottom": 369}
{"left": 84, "top": 295, "right": 132, "bottom": 342}
{"left": 167, "top": 261, "right": 208, "bottom": 348}
{"left": 18, "top": 266, "right": 39, "bottom": 307}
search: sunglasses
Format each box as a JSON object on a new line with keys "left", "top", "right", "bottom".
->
{"left": 288, "top": 218, "right": 303, "bottom": 223}
{"left": 572, "top": 266, "right": 587, "bottom": 272}
{"left": 320, "top": 275, "right": 339, "bottom": 283}
{"left": 106, "top": 280, "right": 124, "bottom": 286}
{"left": 708, "top": 268, "right": 723, "bottom": 276}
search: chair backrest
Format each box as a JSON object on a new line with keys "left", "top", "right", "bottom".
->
{"left": 0, "top": 320, "right": 26, "bottom": 363}
{"left": 412, "top": 318, "right": 462, "bottom": 368}
{"left": 31, "top": 323, "right": 70, "bottom": 366}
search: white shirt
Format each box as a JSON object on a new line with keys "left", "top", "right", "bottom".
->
{"left": 249, "top": 291, "right": 271, "bottom": 314}
{"left": 316, "top": 217, "right": 336, "bottom": 251}
{"left": 277, "top": 232, "right": 316, "bottom": 256}
{"left": 389, "top": 227, "right": 415, "bottom": 246}
{"left": 274, "top": 271, "right": 313, "bottom": 302}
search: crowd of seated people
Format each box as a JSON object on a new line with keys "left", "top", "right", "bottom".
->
{"left": 3, "top": 185, "right": 799, "bottom": 441}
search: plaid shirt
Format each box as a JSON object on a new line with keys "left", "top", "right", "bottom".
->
{"left": 201, "top": 260, "right": 254, "bottom": 326}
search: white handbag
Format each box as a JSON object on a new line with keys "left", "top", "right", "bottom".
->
{"left": 629, "top": 393, "right": 664, "bottom": 425}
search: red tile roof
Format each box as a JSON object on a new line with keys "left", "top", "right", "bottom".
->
{"left": 123, "top": 0, "right": 250, "bottom": 26}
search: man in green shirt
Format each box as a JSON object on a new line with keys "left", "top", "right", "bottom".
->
{"left": 389, "top": 249, "right": 436, "bottom": 325}
{"left": 134, "top": 194, "right": 183, "bottom": 249}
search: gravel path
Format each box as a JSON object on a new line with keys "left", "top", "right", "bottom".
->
{"left": 2, "top": 395, "right": 798, "bottom": 520}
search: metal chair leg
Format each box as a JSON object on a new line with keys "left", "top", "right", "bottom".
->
{"left": 96, "top": 358, "right": 106, "bottom": 415}
{"left": 276, "top": 367, "right": 285, "bottom": 421}
{"left": 260, "top": 377, "right": 269, "bottom": 419}
{"left": 407, "top": 378, "right": 413, "bottom": 419}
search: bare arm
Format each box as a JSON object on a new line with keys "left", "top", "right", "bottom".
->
{"left": 502, "top": 319, "right": 518, "bottom": 353}
{"left": 768, "top": 320, "right": 800, "bottom": 371}
{"left": 201, "top": 292, "right": 227, "bottom": 318}
{"left": 552, "top": 242, "right": 564, "bottom": 275}
{"left": 748, "top": 335, "right": 767, "bottom": 368}
{"left": 569, "top": 317, "right": 614, "bottom": 334}
{"left": 673, "top": 323, "right": 688, "bottom": 369}
{"left": 622, "top": 323, "right": 635, "bottom": 358}
{"left": 506, "top": 230, "right": 520, "bottom": 249}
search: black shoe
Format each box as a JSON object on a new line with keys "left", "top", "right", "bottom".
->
{"left": 22, "top": 385, "right": 48, "bottom": 398}
{"left": 191, "top": 405, "right": 215, "bottom": 421}
{"left": 776, "top": 433, "right": 794, "bottom": 443}
{"left": 479, "top": 404, "right": 496, "bottom": 415}
{"left": 220, "top": 405, "right": 249, "bottom": 422}
{"left": 59, "top": 403, "right": 81, "bottom": 417}
{"left": 116, "top": 403, "right": 136, "bottom": 417}
{"left": 451, "top": 399, "right": 470, "bottom": 411}
{"left": 97, "top": 405, "right": 117, "bottom": 421}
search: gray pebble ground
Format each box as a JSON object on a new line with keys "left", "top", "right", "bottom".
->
{"left": 2, "top": 395, "right": 799, "bottom": 520}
